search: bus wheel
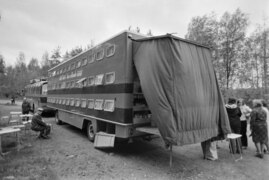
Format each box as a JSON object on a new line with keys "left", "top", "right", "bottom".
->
{"left": 87, "top": 122, "right": 95, "bottom": 142}
{"left": 55, "top": 111, "right": 62, "bottom": 125}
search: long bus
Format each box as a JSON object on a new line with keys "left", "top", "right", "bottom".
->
{"left": 25, "top": 79, "right": 48, "bottom": 112}
{"left": 47, "top": 31, "right": 151, "bottom": 144}
{"left": 47, "top": 30, "right": 229, "bottom": 147}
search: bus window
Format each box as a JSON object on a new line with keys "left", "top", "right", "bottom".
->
{"left": 104, "top": 100, "right": 115, "bottom": 112}
{"left": 66, "top": 98, "right": 70, "bottom": 106}
{"left": 95, "top": 74, "right": 104, "bottom": 85}
{"left": 76, "top": 70, "right": 83, "bottom": 77}
{"left": 75, "top": 99, "right": 80, "bottom": 107}
{"left": 81, "top": 99, "right": 87, "bottom": 108}
{"left": 82, "top": 58, "right": 87, "bottom": 66}
{"left": 105, "top": 72, "right": 115, "bottom": 84}
{"left": 106, "top": 44, "right": 115, "bottom": 57}
{"left": 76, "top": 60, "right": 81, "bottom": 68}
{"left": 94, "top": 99, "right": 104, "bottom": 110}
{"left": 88, "top": 53, "right": 95, "bottom": 63}
{"left": 88, "top": 76, "right": 95, "bottom": 86}
{"left": 70, "top": 99, "right": 75, "bottom": 106}
{"left": 96, "top": 48, "right": 104, "bottom": 61}
{"left": 88, "top": 99, "right": 94, "bottom": 109}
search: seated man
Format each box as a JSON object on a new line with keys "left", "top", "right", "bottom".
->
{"left": 31, "top": 108, "right": 51, "bottom": 139}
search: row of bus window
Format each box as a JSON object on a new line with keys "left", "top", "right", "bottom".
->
{"left": 48, "top": 72, "right": 115, "bottom": 90}
{"left": 59, "top": 70, "right": 83, "bottom": 81}
{"left": 49, "top": 44, "right": 116, "bottom": 78}
{"left": 47, "top": 97, "right": 115, "bottom": 112}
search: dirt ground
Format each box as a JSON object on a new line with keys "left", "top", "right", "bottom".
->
{"left": 0, "top": 99, "right": 269, "bottom": 180}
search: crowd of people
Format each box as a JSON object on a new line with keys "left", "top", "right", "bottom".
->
{"left": 226, "top": 98, "right": 269, "bottom": 159}
{"left": 202, "top": 97, "right": 269, "bottom": 160}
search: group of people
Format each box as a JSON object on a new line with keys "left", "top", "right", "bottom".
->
{"left": 202, "top": 97, "right": 269, "bottom": 161}
{"left": 225, "top": 98, "right": 269, "bottom": 159}
{"left": 22, "top": 97, "right": 51, "bottom": 139}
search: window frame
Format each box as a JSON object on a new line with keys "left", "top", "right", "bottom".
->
{"left": 96, "top": 48, "right": 104, "bottom": 61}
{"left": 88, "top": 76, "right": 95, "bottom": 86}
{"left": 88, "top": 99, "right": 95, "bottom": 109}
{"left": 81, "top": 99, "right": 87, "bottom": 108}
{"left": 94, "top": 99, "right": 104, "bottom": 110}
{"left": 94, "top": 74, "right": 104, "bottom": 86}
{"left": 105, "top": 72, "right": 115, "bottom": 84}
{"left": 88, "top": 53, "right": 95, "bottom": 64}
{"left": 75, "top": 98, "right": 80, "bottom": 107}
{"left": 70, "top": 98, "right": 75, "bottom": 106}
{"left": 103, "top": 99, "right": 115, "bottom": 112}
{"left": 81, "top": 58, "right": 87, "bottom": 66}
{"left": 106, "top": 44, "right": 115, "bottom": 57}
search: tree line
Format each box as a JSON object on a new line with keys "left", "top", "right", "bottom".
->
{"left": 0, "top": 45, "right": 92, "bottom": 98}
{"left": 185, "top": 8, "right": 269, "bottom": 100}
{"left": 0, "top": 8, "right": 268, "bottom": 101}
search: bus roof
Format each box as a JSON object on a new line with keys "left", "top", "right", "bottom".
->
{"left": 48, "top": 30, "right": 148, "bottom": 72}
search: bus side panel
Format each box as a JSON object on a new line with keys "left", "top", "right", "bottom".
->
{"left": 58, "top": 109, "right": 84, "bottom": 129}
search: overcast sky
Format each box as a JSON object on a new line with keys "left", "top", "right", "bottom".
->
{"left": 0, "top": 0, "right": 268, "bottom": 66}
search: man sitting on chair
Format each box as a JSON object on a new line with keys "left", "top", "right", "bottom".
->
{"left": 31, "top": 108, "right": 51, "bottom": 139}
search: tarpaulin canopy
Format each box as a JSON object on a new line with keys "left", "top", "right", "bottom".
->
{"left": 133, "top": 35, "right": 231, "bottom": 146}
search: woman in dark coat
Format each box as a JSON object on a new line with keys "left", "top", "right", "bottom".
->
{"left": 225, "top": 98, "right": 242, "bottom": 154}
{"left": 250, "top": 99, "right": 268, "bottom": 158}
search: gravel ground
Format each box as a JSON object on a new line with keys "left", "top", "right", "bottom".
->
{"left": 0, "top": 99, "right": 269, "bottom": 180}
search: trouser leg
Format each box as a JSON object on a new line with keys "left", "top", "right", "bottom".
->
{"left": 44, "top": 126, "right": 51, "bottom": 136}
{"left": 201, "top": 140, "right": 218, "bottom": 160}
{"left": 240, "top": 121, "right": 248, "bottom": 147}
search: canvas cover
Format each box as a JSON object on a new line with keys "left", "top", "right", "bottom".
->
{"left": 133, "top": 35, "right": 231, "bottom": 145}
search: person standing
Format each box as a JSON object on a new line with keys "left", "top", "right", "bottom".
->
{"left": 31, "top": 108, "right": 51, "bottom": 139}
{"left": 261, "top": 100, "right": 269, "bottom": 153}
{"left": 225, "top": 97, "right": 242, "bottom": 154}
{"left": 250, "top": 99, "right": 268, "bottom": 158}
{"left": 22, "top": 97, "right": 31, "bottom": 119}
{"left": 238, "top": 99, "right": 252, "bottom": 149}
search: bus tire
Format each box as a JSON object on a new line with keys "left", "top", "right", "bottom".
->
{"left": 55, "top": 111, "right": 63, "bottom": 125}
{"left": 87, "top": 121, "right": 95, "bottom": 142}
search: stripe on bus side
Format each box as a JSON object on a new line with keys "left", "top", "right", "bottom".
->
{"left": 48, "top": 83, "right": 134, "bottom": 95}
{"left": 49, "top": 103, "right": 133, "bottom": 124}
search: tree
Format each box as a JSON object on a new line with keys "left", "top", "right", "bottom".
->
{"left": 63, "top": 51, "right": 70, "bottom": 61}
{"left": 186, "top": 9, "right": 249, "bottom": 89}
{"left": 0, "top": 54, "right": 5, "bottom": 74}
{"left": 218, "top": 9, "right": 249, "bottom": 89}
{"left": 69, "top": 46, "right": 83, "bottom": 57}
{"left": 185, "top": 12, "right": 222, "bottom": 87}
{"left": 40, "top": 51, "right": 50, "bottom": 77}
{"left": 27, "top": 58, "right": 40, "bottom": 71}
{"left": 27, "top": 58, "right": 41, "bottom": 80}
{"left": 51, "top": 46, "right": 61, "bottom": 61}
{"left": 14, "top": 52, "right": 28, "bottom": 94}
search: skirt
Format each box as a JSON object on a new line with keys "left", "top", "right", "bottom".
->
{"left": 252, "top": 122, "right": 268, "bottom": 144}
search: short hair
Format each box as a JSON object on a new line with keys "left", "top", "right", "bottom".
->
{"left": 252, "top": 99, "right": 262, "bottom": 107}
{"left": 228, "top": 97, "right": 237, "bottom": 104}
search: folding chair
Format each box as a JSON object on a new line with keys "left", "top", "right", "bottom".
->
{"left": 8, "top": 112, "right": 22, "bottom": 125}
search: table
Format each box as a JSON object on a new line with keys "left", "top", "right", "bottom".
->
{"left": 20, "top": 114, "right": 33, "bottom": 121}
{"left": 227, "top": 133, "right": 243, "bottom": 161}
{"left": 8, "top": 112, "right": 22, "bottom": 125}
{"left": 0, "top": 127, "right": 21, "bottom": 159}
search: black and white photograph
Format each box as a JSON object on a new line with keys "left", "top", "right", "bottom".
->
{"left": 0, "top": 0, "right": 268, "bottom": 179}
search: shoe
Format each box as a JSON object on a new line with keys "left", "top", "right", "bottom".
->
{"left": 41, "top": 135, "right": 50, "bottom": 139}
{"left": 205, "top": 157, "right": 217, "bottom": 161}
{"left": 255, "top": 153, "right": 263, "bottom": 159}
